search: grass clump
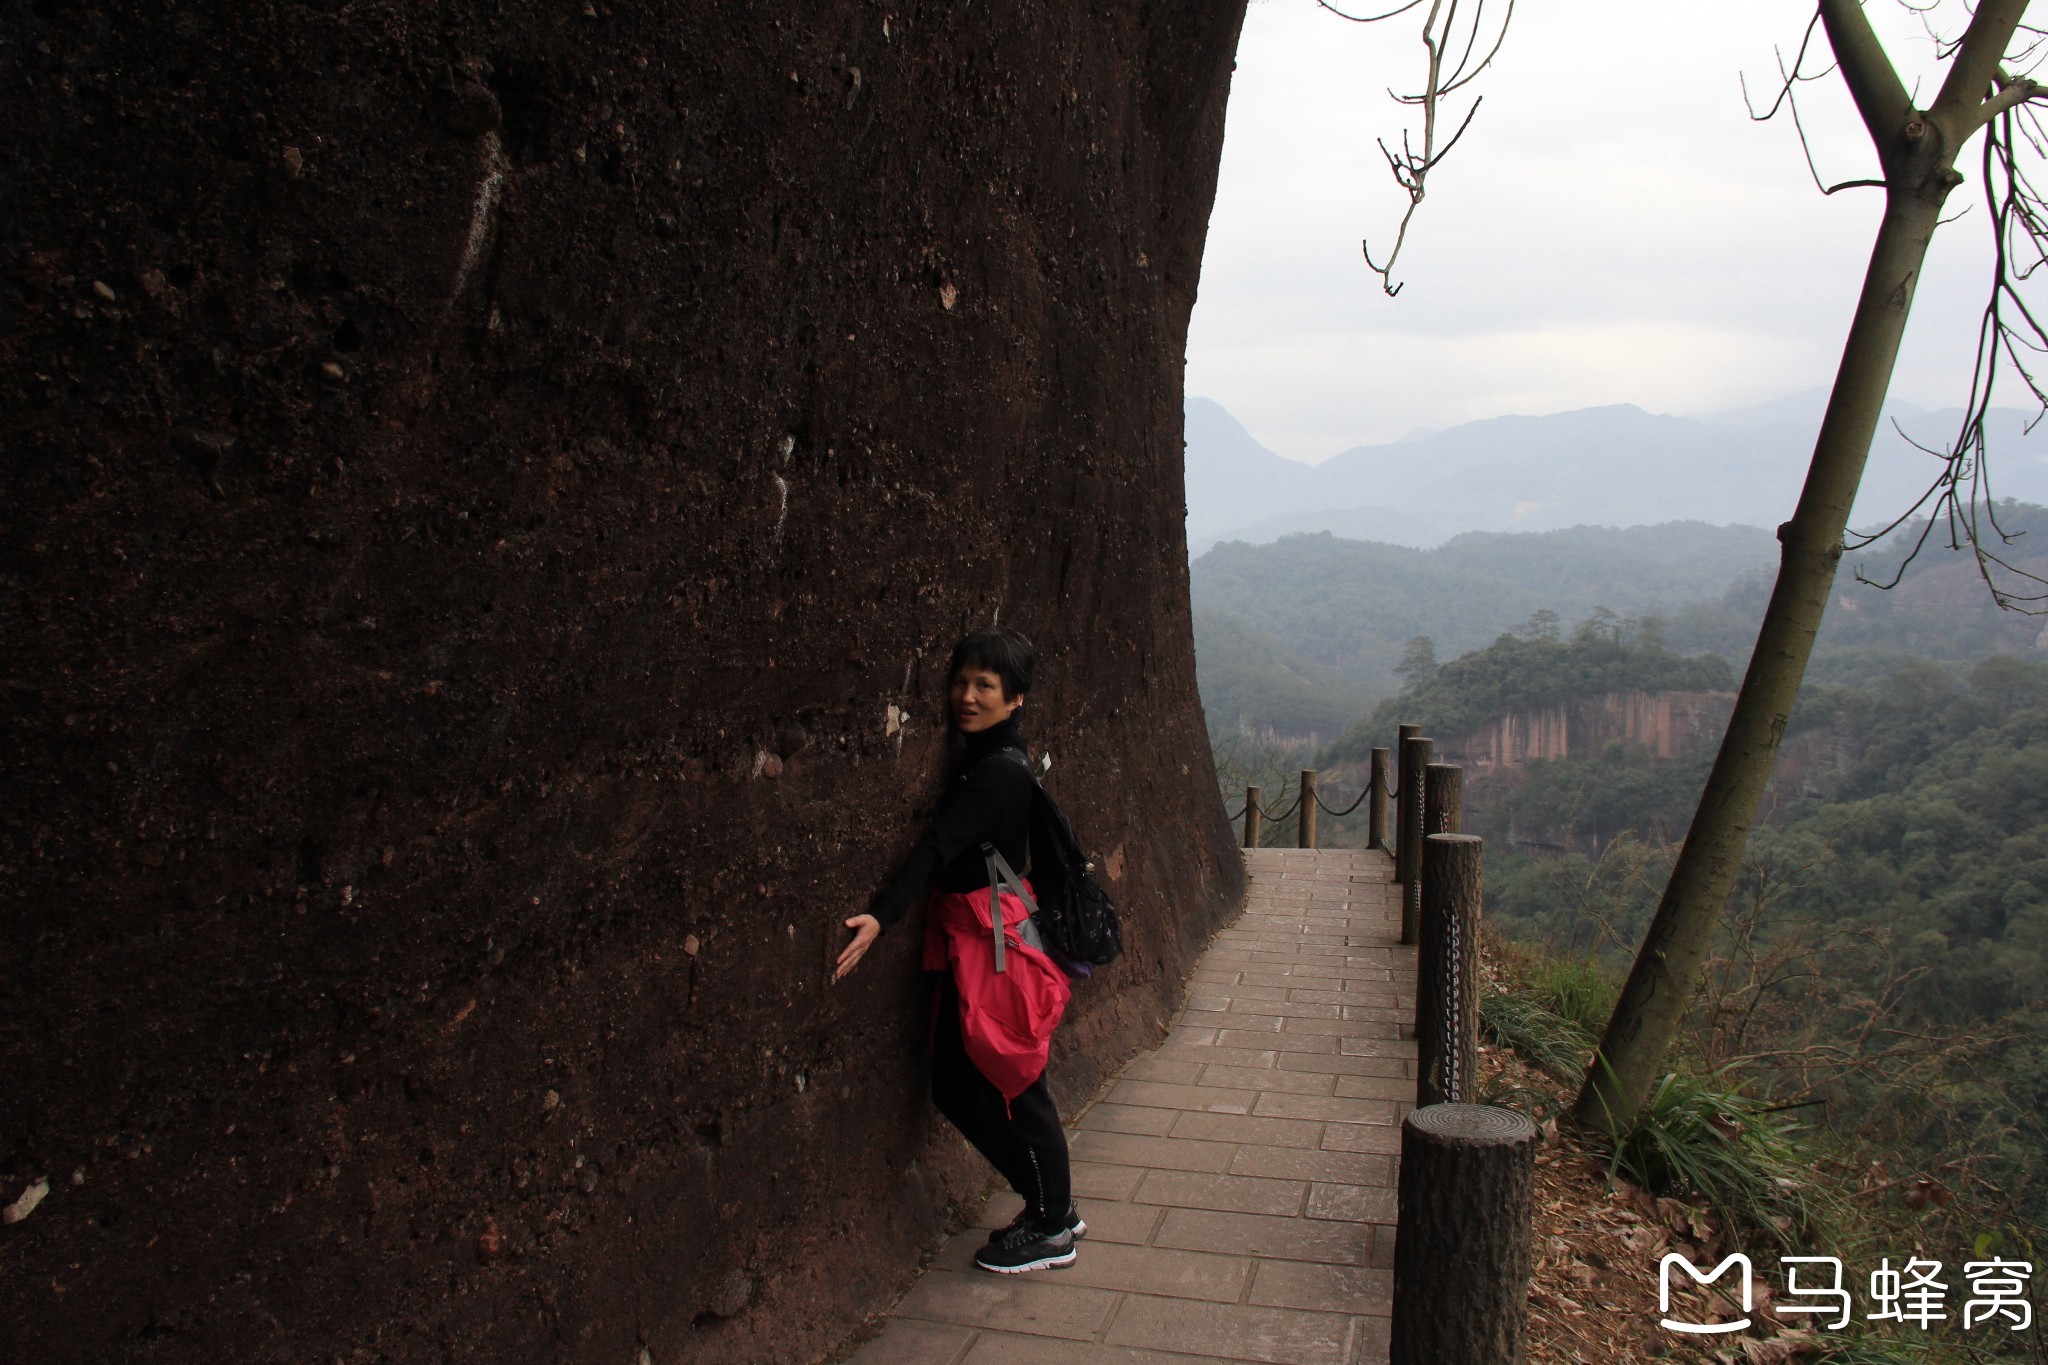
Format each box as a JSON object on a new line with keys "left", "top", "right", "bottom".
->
{"left": 1480, "top": 944, "right": 1615, "bottom": 1081}
{"left": 1485, "top": 940, "right": 1819, "bottom": 1246}
{"left": 1480, "top": 990, "right": 1595, "bottom": 1081}
{"left": 1606, "top": 1068, "right": 1819, "bottom": 1247}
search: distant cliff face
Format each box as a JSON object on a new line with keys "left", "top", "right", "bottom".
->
{"left": 0, "top": 5, "right": 1248, "bottom": 1362}
{"left": 1441, "top": 691, "right": 1738, "bottom": 770}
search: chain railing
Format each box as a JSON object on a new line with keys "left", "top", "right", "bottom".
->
{"left": 1233, "top": 753, "right": 1391, "bottom": 851}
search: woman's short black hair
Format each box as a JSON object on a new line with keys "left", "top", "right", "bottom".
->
{"left": 948, "top": 630, "right": 1035, "bottom": 700}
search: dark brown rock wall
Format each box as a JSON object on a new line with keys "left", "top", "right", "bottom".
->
{"left": 0, "top": 3, "right": 1249, "bottom": 1360}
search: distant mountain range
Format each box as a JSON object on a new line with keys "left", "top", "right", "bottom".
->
{"left": 1185, "top": 393, "right": 2048, "bottom": 553}
{"left": 1191, "top": 522, "right": 1782, "bottom": 730}
{"left": 1191, "top": 507, "right": 2048, "bottom": 739}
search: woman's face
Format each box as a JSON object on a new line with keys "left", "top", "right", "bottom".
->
{"left": 951, "top": 666, "right": 1023, "bottom": 734}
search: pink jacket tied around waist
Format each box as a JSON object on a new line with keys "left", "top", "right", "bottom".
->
{"left": 923, "top": 881, "right": 1071, "bottom": 1101}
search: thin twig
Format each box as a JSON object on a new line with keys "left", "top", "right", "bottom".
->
{"left": 1324, "top": 0, "right": 1516, "bottom": 296}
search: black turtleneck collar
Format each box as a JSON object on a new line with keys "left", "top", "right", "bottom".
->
{"left": 961, "top": 714, "right": 1024, "bottom": 764}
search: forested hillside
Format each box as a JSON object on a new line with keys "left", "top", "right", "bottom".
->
{"left": 1194, "top": 505, "right": 2048, "bottom": 738}
{"left": 1665, "top": 502, "right": 2048, "bottom": 675}
{"left": 1481, "top": 657, "right": 2048, "bottom": 1244}
{"left": 1191, "top": 487, "right": 2048, "bottom": 1316}
{"left": 1192, "top": 611, "right": 1370, "bottom": 738}
{"left": 1326, "top": 628, "right": 1735, "bottom": 759}
{"left": 1191, "top": 521, "right": 1774, "bottom": 731}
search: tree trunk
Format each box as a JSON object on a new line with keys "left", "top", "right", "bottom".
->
{"left": 1572, "top": 0, "right": 2027, "bottom": 1132}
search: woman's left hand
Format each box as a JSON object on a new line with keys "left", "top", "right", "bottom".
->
{"left": 835, "top": 914, "right": 881, "bottom": 981}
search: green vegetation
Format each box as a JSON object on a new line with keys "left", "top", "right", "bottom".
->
{"left": 1191, "top": 611, "right": 1368, "bottom": 739}
{"left": 1200, "top": 512, "right": 2048, "bottom": 1355}
{"left": 1605, "top": 1068, "right": 1815, "bottom": 1247}
{"left": 1479, "top": 942, "right": 1611, "bottom": 1080}
{"left": 1485, "top": 943, "right": 2029, "bottom": 1364}
{"left": 1331, "top": 626, "right": 1734, "bottom": 755}
{"left": 1192, "top": 503, "right": 2048, "bottom": 739}
{"left": 1482, "top": 656, "right": 2048, "bottom": 1258}
{"left": 1192, "top": 522, "right": 1774, "bottom": 731}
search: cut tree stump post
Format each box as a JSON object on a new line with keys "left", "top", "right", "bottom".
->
{"left": 1390, "top": 1103, "right": 1538, "bottom": 1365}
{"left": 1298, "top": 770, "right": 1317, "bottom": 849}
{"left": 1368, "top": 747, "right": 1390, "bottom": 851}
{"left": 1244, "top": 786, "right": 1262, "bottom": 849}
{"left": 1397, "top": 730, "right": 1432, "bottom": 945}
{"left": 1425, "top": 762, "right": 1463, "bottom": 837}
{"left": 1393, "top": 725, "right": 1419, "bottom": 893}
{"left": 1416, "top": 832, "right": 1481, "bottom": 1109}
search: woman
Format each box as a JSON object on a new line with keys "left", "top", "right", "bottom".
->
{"left": 833, "top": 630, "right": 1083, "bottom": 1274}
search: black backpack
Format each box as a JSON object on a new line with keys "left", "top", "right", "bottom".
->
{"left": 986, "top": 747, "right": 1123, "bottom": 975}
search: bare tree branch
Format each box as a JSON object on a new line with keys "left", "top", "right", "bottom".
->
{"left": 1968, "top": 74, "right": 2046, "bottom": 134}
{"left": 1316, "top": 0, "right": 1427, "bottom": 23}
{"left": 1324, "top": 0, "right": 1516, "bottom": 297}
{"left": 1744, "top": 11, "right": 1887, "bottom": 196}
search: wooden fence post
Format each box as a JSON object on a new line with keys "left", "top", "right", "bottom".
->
{"left": 1397, "top": 730, "right": 1432, "bottom": 945}
{"left": 1393, "top": 724, "right": 1419, "bottom": 886}
{"left": 1244, "top": 786, "right": 1262, "bottom": 849}
{"left": 1368, "top": 747, "right": 1390, "bottom": 851}
{"left": 1415, "top": 832, "right": 1481, "bottom": 1109}
{"left": 1390, "top": 1104, "right": 1537, "bottom": 1365}
{"left": 1298, "top": 770, "right": 1317, "bottom": 849}
{"left": 1424, "top": 762, "right": 1463, "bottom": 837}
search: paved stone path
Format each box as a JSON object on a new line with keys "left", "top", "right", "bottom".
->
{"left": 847, "top": 846, "right": 1412, "bottom": 1365}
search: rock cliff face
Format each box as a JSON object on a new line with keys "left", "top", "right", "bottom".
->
{"left": 0, "top": 4, "right": 1248, "bottom": 1361}
{"left": 1441, "top": 691, "right": 1737, "bottom": 771}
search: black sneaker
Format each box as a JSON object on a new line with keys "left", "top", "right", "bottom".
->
{"left": 987, "top": 1203, "right": 1086, "bottom": 1245}
{"left": 974, "top": 1220, "right": 1077, "bottom": 1274}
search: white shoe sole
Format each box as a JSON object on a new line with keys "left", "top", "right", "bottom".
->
{"left": 975, "top": 1248, "right": 1078, "bottom": 1274}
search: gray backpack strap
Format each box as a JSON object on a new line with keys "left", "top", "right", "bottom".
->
{"left": 982, "top": 841, "right": 1045, "bottom": 973}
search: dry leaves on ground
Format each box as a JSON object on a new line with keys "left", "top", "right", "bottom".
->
{"left": 1479, "top": 1042, "right": 1828, "bottom": 1364}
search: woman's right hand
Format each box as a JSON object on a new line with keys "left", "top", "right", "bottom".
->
{"left": 835, "top": 914, "right": 881, "bottom": 981}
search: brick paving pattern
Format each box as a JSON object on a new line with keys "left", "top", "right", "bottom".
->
{"left": 848, "top": 847, "right": 1411, "bottom": 1365}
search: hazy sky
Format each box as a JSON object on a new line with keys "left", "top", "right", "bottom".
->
{"left": 1185, "top": 0, "right": 2011, "bottom": 461}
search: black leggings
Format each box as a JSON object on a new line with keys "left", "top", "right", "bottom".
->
{"left": 930, "top": 976, "right": 1071, "bottom": 1228}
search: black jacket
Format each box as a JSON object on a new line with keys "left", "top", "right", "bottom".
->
{"left": 868, "top": 716, "right": 1034, "bottom": 931}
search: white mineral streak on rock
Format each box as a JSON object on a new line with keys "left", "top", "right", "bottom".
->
{"left": 3, "top": 1178, "right": 49, "bottom": 1225}
{"left": 451, "top": 130, "right": 507, "bottom": 307}
{"left": 772, "top": 474, "right": 789, "bottom": 541}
